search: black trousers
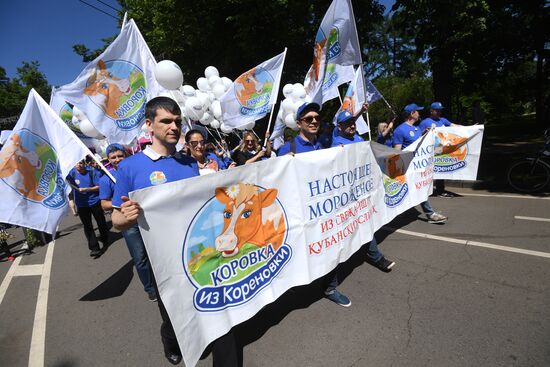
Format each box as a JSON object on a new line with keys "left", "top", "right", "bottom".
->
{"left": 434, "top": 179, "right": 446, "bottom": 194}
{"left": 77, "top": 203, "right": 109, "bottom": 251}
{"left": 151, "top": 269, "right": 241, "bottom": 366}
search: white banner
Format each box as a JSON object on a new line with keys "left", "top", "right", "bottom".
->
{"left": 131, "top": 131, "right": 435, "bottom": 367}
{"left": 433, "top": 125, "right": 484, "bottom": 181}
{"left": 220, "top": 50, "right": 286, "bottom": 129}
{"left": 52, "top": 20, "right": 164, "bottom": 144}
{"left": 0, "top": 89, "right": 89, "bottom": 234}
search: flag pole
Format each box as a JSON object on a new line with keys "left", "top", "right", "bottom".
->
{"left": 263, "top": 48, "right": 287, "bottom": 147}
{"left": 349, "top": 0, "right": 371, "bottom": 141}
{"left": 121, "top": 12, "right": 128, "bottom": 29}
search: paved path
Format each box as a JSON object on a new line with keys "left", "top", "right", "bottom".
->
{"left": 1, "top": 188, "right": 549, "bottom": 366}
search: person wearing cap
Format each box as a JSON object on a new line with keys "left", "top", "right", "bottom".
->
{"left": 318, "top": 119, "right": 335, "bottom": 148}
{"left": 67, "top": 158, "right": 109, "bottom": 257}
{"left": 376, "top": 116, "right": 396, "bottom": 147}
{"left": 331, "top": 105, "right": 396, "bottom": 273}
{"left": 111, "top": 97, "right": 239, "bottom": 366}
{"left": 419, "top": 102, "right": 459, "bottom": 198}
{"left": 393, "top": 103, "right": 448, "bottom": 224}
{"left": 98, "top": 143, "right": 158, "bottom": 302}
{"left": 277, "top": 102, "right": 352, "bottom": 308}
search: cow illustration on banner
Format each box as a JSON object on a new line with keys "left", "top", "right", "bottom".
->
{"left": 434, "top": 131, "right": 469, "bottom": 173}
{"left": 84, "top": 59, "right": 147, "bottom": 131}
{"left": 183, "top": 183, "right": 291, "bottom": 311}
{"left": 381, "top": 154, "right": 409, "bottom": 208}
{"left": 432, "top": 125, "right": 484, "bottom": 180}
{"left": 0, "top": 129, "right": 66, "bottom": 209}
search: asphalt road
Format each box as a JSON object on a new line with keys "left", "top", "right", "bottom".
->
{"left": 1, "top": 188, "right": 549, "bottom": 367}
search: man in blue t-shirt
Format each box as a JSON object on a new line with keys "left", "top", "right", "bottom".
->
{"left": 277, "top": 102, "right": 352, "bottom": 308}
{"left": 419, "top": 102, "right": 459, "bottom": 197}
{"left": 99, "top": 143, "right": 157, "bottom": 302}
{"left": 393, "top": 103, "right": 447, "bottom": 224}
{"left": 111, "top": 97, "right": 238, "bottom": 366}
{"left": 68, "top": 159, "right": 109, "bottom": 257}
{"left": 331, "top": 108, "right": 396, "bottom": 273}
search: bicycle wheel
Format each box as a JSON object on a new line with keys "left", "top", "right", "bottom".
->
{"left": 507, "top": 158, "right": 550, "bottom": 193}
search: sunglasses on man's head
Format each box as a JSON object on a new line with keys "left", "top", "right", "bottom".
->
{"left": 300, "top": 115, "right": 320, "bottom": 123}
{"left": 188, "top": 140, "right": 205, "bottom": 148}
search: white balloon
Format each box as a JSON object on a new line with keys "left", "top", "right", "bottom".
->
{"left": 197, "top": 77, "right": 211, "bottom": 92}
{"left": 281, "top": 98, "right": 295, "bottom": 114}
{"left": 185, "top": 96, "right": 205, "bottom": 121}
{"left": 79, "top": 119, "right": 104, "bottom": 139}
{"left": 221, "top": 77, "right": 232, "bottom": 90}
{"left": 204, "top": 66, "right": 219, "bottom": 79}
{"left": 284, "top": 113, "right": 297, "bottom": 129}
{"left": 291, "top": 84, "right": 306, "bottom": 100}
{"left": 210, "top": 119, "right": 220, "bottom": 129}
{"left": 211, "top": 100, "right": 222, "bottom": 119}
{"left": 282, "top": 84, "right": 294, "bottom": 98}
{"left": 155, "top": 60, "right": 183, "bottom": 90}
{"left": 181, "top": 85, "right": 196, "bottom": 97}
{"left": 220, "top": 123, "right": 232, "bottom": 133}
{"left": 71, "top": 115, "right": 80, "bottom": 126}
{"left": 200, "top": 112, "right": 214, "bottom": 125}
{"left": 208, "top": 75, "right": 221, "bottom": 87}
{"left": 196, "top": 91, "right": 210, "bottom": 109}
{"left": 212, "top": 83, "right": 226, "bottom": 99}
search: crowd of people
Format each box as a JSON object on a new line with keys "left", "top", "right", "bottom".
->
{"left": 61, "top": 96, "right": 456, "bottom": 365}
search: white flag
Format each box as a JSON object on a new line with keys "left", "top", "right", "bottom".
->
{"left": 0, "top": 89, "right": 90, "bottom": 234}
{"left": 220, "top": 50, "right": 287, "bottom": 129}
{"left": 304, "top": 0, "right": 362, "bottom": 105}
{"left": 333, "top": 67, "right": 369, "bottom": 134}
{"left": 49, "top": 90, "right": 97, "bottom": 149}
{"left": 52, "top": 20, "right": 164, "bottom": 144}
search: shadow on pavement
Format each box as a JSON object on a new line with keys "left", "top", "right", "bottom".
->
{"left": 79, "top": 260, "right": 134, "bottom": 301}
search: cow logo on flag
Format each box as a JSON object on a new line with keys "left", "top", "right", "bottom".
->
{"left": 234, "top": 68, "right": 274, "bottom": 116}
{"left": 58, "top": 103, "right": 87, "bottom": 139}
{"left": 434, "top": 132, "right": 468, "bottom": 173}
{"left": 84, "top": 59, "right": 147, "bottom": 131}
{"left": 0, "top": 129, "right": 67, "bottom": 209}
{"left": 183, "top": 183, "right": 292, "bottom": 311}
{"left": 381, "top": 154, "right": 409, "bottom": 207}
{"left": 309, "top": 26, "right": 342, "bottom": 93}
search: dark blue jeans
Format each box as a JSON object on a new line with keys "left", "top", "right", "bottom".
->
{"left": 121, "top": 225, "right": 154, "bottom": 296}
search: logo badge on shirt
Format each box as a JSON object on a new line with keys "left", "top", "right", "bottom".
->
{"left": 149, "top": 171, "right": 167, "bottom": 185}
{"left": 75, "top": 179, "right": 80, "bottom": 185}
{"left": 409, "top": 131, "right": 415, "bottom": 137}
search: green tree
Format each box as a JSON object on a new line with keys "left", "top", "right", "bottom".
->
{"left": 0, "top": 61, "right": 51, "bottom": 121}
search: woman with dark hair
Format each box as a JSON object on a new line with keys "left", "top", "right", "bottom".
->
{"left": 232, "top": 131, "right": 272, "bottom": 166}
{"left": 185, "top": 129, "right": 235, "bottom": 175}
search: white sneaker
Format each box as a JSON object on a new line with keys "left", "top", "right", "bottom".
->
{"left": 428, "top": 212, "right": 447, "bottom": 224}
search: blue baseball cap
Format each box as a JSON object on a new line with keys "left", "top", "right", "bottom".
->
{"left": 403, "top": 103, "right": 424, "bottom": 114}
{"left": 295, "top": 102, "right": 321, "bottom": 120}
{"left": 336, "top": 110, "right": 355, "bottom": 124}
{"left": 430, "top": 102, "right": 445, "bottom": 110}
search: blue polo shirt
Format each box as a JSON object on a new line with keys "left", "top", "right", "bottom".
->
{"left": 419, "top": 117, "right": 451, "bottom": 131}
{"left": 99, "top": 169, "right": 117, "bottom": 201}
{"left": 392, "top": 122, "right": 422, "bottom": 149}
{"left": 68, "top": 167, "right": 101, "bottom": 208}
{"left": 112, "top": 147, "right": 199, "bottom": 208}
{"left": 277, "top": 135, "right": 321, "bottom": 156}
{"left": 331, "top": 129, "right": 364, "bottom": 146}
{"left": 377, "top": 133, "right": 393, "bottom": 147}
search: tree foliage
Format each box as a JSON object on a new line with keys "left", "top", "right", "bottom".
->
{"left": 0, "top": 61, "right": 51, "bottom": 123}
